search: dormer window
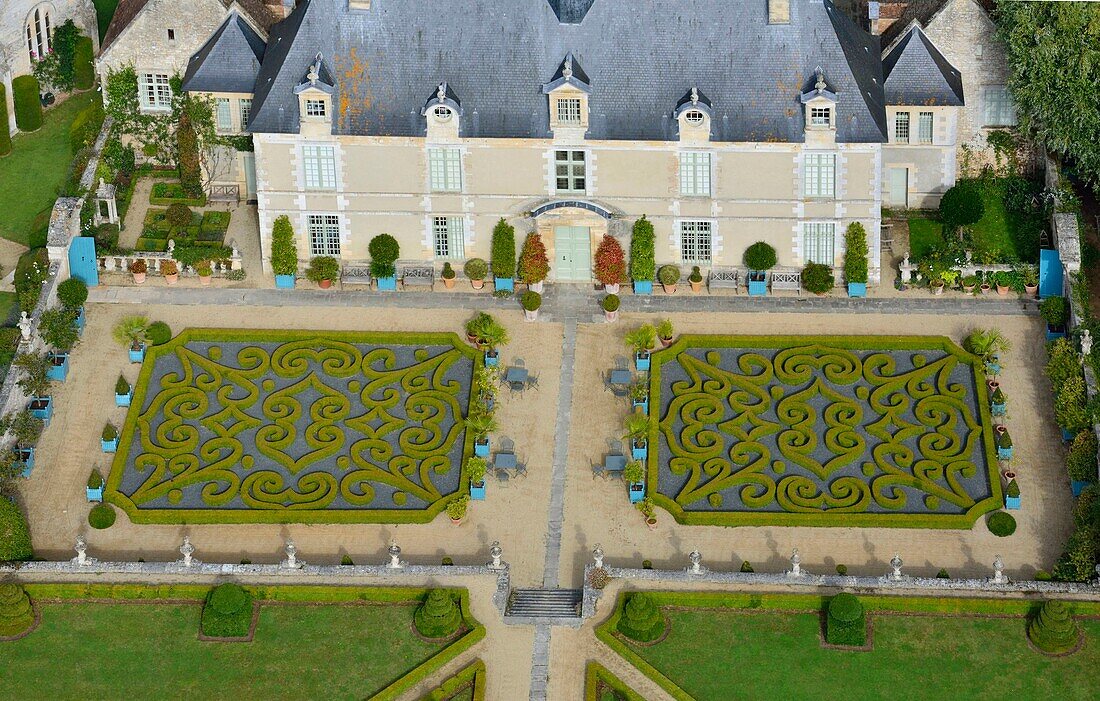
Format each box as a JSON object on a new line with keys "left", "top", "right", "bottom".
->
{"left": 810, "top": 106, "right": 832, "bottom": 128}
{"left": 305, "top": 99, "right": 327, "bottom": 118}
{"left": 543, "top": 54, "right": 591, "bottom": 137}
{"left": 295, "top": 54, "right": 335, "bottom": 133}
{"left": 674, "top": 87, "right": 713, "bottom": 143}
{"left": 556, "top": 97, "right": 582, "bottom": 124}
{"left": 433, "top": 105, "right": 452, "bottom": 122}
{"left": 684, "top": 110, "right": 706, "bottom": 126}
{"left": 422, "top": 82, "right": 462, "bottom": 140}
{"left": 800, "top": 67, "right": 838, "bottom": 142}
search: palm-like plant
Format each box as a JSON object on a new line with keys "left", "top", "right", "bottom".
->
{"left": 481, "top": 318, "right": 510, "bottom": 351}
{"left": 623, "top": 412, "right": 649, "bottom": 442}
{"left": 113, "top": 315, "right": 150, "bottom": 348}
{"left": 464, "top": 411, "right": 499, "bottom": 441}
{"left": 964, "top": 328, "right": 1011, "bottom": 361}
{"left": 624, "top": 324, "right": 657, "bottom": 354}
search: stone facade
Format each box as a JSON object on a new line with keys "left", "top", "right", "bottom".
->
{"left": 1, "top": 0, "right": 98, "bottom": 135}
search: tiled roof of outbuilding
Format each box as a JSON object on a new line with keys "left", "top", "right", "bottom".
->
{"left": 882, "top": 26, "right": 964, "bottom": 106}
{"left": 182, "top": 12, "right": 267, "bottom": 95}
{"left": 101, "top": 0, "right": 277, "bottom": 53}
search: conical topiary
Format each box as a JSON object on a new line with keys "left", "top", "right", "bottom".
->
{"left": 0, "top": 582, "right": 34, "bottom": 637}
{"left": 616, "top": 592, "right": 665, "bottom": 642}
{"left": 826, "top": 593, "right": 866, "bottom": 646}
{"left": 1028, "top": 600, "right": 1080, "bottom": 654}
{"left": 414, "top": 588, "right": 462, "bottom": 638}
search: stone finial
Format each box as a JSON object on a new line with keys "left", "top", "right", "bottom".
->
{"left": 437, "top": 82, "right": 447, "bottom": 102}
{"left": 688, "top": 549, "right": 702, "bottom": 574}
{"left": 489, "top": 540, "right": 503, "bottom": 569}
{"left": 1081, "top": 329, "right": 1093, "bottom": 361}
{"left": 74, "top": 535, "right": 87, "bottom": 565}
{"left": 903, "top": 251, "right": 910, "bottom": 268}
{"left": 307, "top": 53, "right": 323, "bottom": 85}
{"left": 992, "top": 555, "right": 1005, "bottom": 584}
{"left": 815, "top": 66, "right": 826, "bottom": 93}
{"left": 889, "top": 553, "right": 903, "bottom": 580}
{"left": 592, "top": 543, "right": 604, "bottom": 569}
{"left": 788, "top": 548, "right": 802, "bottom": 578}
{"left": 283, "top": 538, "right": 300, "bottom": 569}
{"left": 18, "top": 312, "right": 32, "bottom": 342}
{"left": 387, "top": 540, "right": 402, "bottom": 568}
{"left": 690, "top": 87, "right": 699, "bottom": 106}
{"left": 180, "top": 536, "right": 195, "bottom": 567}
{"left": 562, "top": 54, "right": 573, "bottom": 80}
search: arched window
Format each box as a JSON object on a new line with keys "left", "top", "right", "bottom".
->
{"left": 26, "top": 4, "right": 53, "bottom": 62}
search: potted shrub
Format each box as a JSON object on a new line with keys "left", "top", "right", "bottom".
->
{"left": 101, "top": 422, "right": 119, "bottom": 452}
{"left": 114, "top": 315, "right": 149, "bottom": 363}
{"left": 594, "top": 235, "right": 626, "bottom": 293}
{"left": 518, "top": 232, "right": 549, "bottom": 293}
{"left": 996, "top": 425, "right": 1013, "bottom": 460}
{"left": 844, "top": 222, "right": 869, "bottom": 297}
{"left": 625, "top": 324, "right": 657, "bottom": 371}
{"left": 57, "top": 277, "right": 88, "bottom": 334}
{"left": 480, "top": 316, "right": 509, "bottom": 365}
{"left": 1040, "top": 296, "right": 1068, "bottom": 340}
{"left": 931, "top": 277, "right": 945, "bottom": 295}
{"left": 86, "top": 469, "right": 104, "bottom": 502}
{"left": 802, "top": 262, "right": 835, "bottom": 295}
{"left": 195, "top": 260, "right": 213, "bottom": 286}
{"left": 490, "top": 218, "right": 516, "bottom": 292}
{"left": 602, "top": 293, "right": 620, "bottom": 322}
{"left": 1019, "top": 264, "right": 1039, "bottom": 297}
{"left": 369, "top": 233, "right": 400, "bottom": 291}
{"left": 464, "top": 258, "right": 488, "bottom": 290}
{"left": 130, "top": 258, "right": 147, "bottom": 284}
{"left": 15, "top": 353, "right": 53, "bottom": 423}
{"left": 656, "top": 318, "right": 673, "bottom": 348}
{"left": 446, "top": 494, "right": 470, "bottom": 524}
{"left": 624, "top": 412, "right": 649, "bottom": 460}
{"left": 979, "top": 272, "right": 991, "bottom": 295}
{"left": 1055, "top": 374, "right": 1089, "bottom": 440}
{"left": 161, "top": 260, "right": 179, "bottom": 285}
{"left": 630, "top": 381, "right": 649, "bottom": 414}
{"left": 520, "top": 290, "right": 541, "bottom": 321}
{"left": 39, "top": 307, "right": 78, "bottom": 381}
{"left": 688, "top": 266, "right": 704, "bottom": 293}
{"left": 962, "top": 275, "right": 978, "bottom": 293}
{"left": 115, "top": 375, "right": 133, "bottom": 407}
{"left": 964, "top": 328, "right": 1010, "bottom": 371}
{"left": 467, "top": 457, "right": 488, "bottom": 500}
{"left": 994, "top": 271, "right": 1010, "bottom": 296}
{"left": 306, "top": 255, "right": 340, "bottom": 289}
{"left": 3, "top": 410, "right": 43, "bottom": 477}
{"left": 630, "top": 215, "right": 656, "bottom": 295}
{"left": 744, "top": 241, "right": 776, "bottom": 296}
{"left": 990, "top": 385, "right": 1007, "bottom": 417}
{"left": 1004, "top": 478, "right": 1020, "bottom": 510}
{"left": 658, "top": 265, "right": 680, "bottom": 294}
{"left": 270, "top": 215, "right": 299, "bottom": 288}
{"left": 1067, "top": 431, "right": 1098, "bottom": 496}
{"left": 466, "top": 410, "right": 498, "bottom": 457}
{"left": 441, "top": 262, "right": 457, "bottom": 289}
{"left": 623, "top": 460, "right": 645, "bottom": 504}
{"left": 637, "top": 497, "right": 657, "bottom": 529}
{"left": 466, "top": 312, "right": 492, "bottom": 347}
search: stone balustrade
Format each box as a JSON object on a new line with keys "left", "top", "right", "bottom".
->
{"left": 100, "top": 248, "right": 243, "bottom": 276}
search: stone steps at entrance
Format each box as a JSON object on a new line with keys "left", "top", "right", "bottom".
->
{"left": 505, "top": 588, "right": 583, "bottom": 625}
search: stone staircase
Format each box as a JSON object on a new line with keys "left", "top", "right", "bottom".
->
{"left": 504, "top": 588, "right": 583, "bottom": 626}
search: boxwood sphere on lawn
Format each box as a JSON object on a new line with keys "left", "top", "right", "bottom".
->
{"left": 826, "top": 593, "right": 866, "bottom": 646}
{"left": 88, "top": 503, "right": 116, "bottom": 529}
{"left": 201, "top": 583, "right": 254, "bottom": 637}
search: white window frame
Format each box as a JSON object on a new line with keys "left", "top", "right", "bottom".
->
{"left": 981, "top": 85, "right": 1017, "bottom": 127}
{"left": 239, "top": 98, "right": 252, "bottom": 131}
{"left": 307, "top": 214, "right": 341, "bottom": 256}
{"left": 803, "top": 153, "right": 836, "bottom": 199}
{"left": 679, "top": 152, "right": 712, "bottom": 197}
{"left": 894, "top": 111, "right": 910, "bottom": 142}
{"left": 555, "top": 150, "right": 587, "bottom": 194}
{"left": 139, "top": 72, "right": 172, "bottom": 112}
{"left": 556, "top": 97, "right": 583, "bottom": 124}
{"left": 302, "top": 145, "right": 337, "bottom": 191}
{"left": 803, "top": 222, "right": 836, "bottom": 265}
{"left": 432, "top": 216, "right": 466, "bottom": 259}
{"left": 918, "top": 112, "right": 933, "bottom": 144}
{"left": 215, "top": 98, "right": 232, "bottom": 133}
{"left": 810, "top": 106, "right": 832, "bottom": 128}
{"left": 428, "top": 148, "right": 462, "bottom": 192}
{"left": 679, "top": 220, "right": 713, "bottom": 264}
{"left": 304, "top": 98, "right": 327, "bottom": 119}
{"left": 683, "top": 110, "right": 706, "bottom": 126}
{"left": 26, "top": 6, "right": 51, "bottom": 62}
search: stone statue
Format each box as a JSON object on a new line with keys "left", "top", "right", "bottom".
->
{"left": 18, "top": 312, "right": 32, "bottom": 342}
{"left": 592, "top": 543, "right": 604, "bottom": 569}
{"left": 180, "top": 536, "right": 195, "bottom": 567}
{"left": 1082, "top": 329, "right": 1093, "bottom": 362}
{"left": 489, "top": 541, "right": 503, "bottom": 569}
{"left": 992, "top": 555, "right": 1005, "bottom": 584}
{"left": 890, "top": 553, "right": 903, "bottom": 580}
{"left": 284, "top": 538, "right": 301, "bottom": 569}
{"left": 788, "top": 549, "right": 802, "bottom": 578}
{"left": 689, "top": 549, "right": 702, "bottom": 574}
{"left": 73, "top": 535, "right": 87, "bottom": 565}
{"left": 387, "top": 540, "right": 402, "bottom": 568}
{"left": 903, "top": 251, "right": 910, "bottom": 268}
{"left": 167, "top": 239, "right": 175, "bottom": 255}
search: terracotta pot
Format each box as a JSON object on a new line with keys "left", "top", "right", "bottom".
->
{"left": 466, "top": 332, "right": 479, "bottom": 345}
{"left": 995, "top": 424, "right": 1007, "bottom": 436}
{"left": 471, "top": 279, "right": 485, "bottom": 290}
{"left": 659, "top": 336, "right": 672, "bottom": 348}
{"left": 164, "top": 273, "right": 179, "bottom": 286}
{"left": 645, "top": 517, "right": 658, "bottom": 531}
{"left": 133, "top": 272, "right": 146, "bottom": 285}
{"left": 980, "top": 284, "right": 991, "bottom": 295}
{"left": 1003, "top": 470, "right": 1016, "bottom": 481}
{"left": 690, "top": 280, "right": 703, "bottom": 293}
{"left": 1025, "top": 284, "right": 1038, "bottom": 297}
{"left": 932, "top": 282, "right": 944, "bottom": 296}
{"left": 604, "top": 283, "right": 620, "bottom": 295}
{"left": 319, "top": 278, "right": 333, "bottom": 289}
{"left": 199, "top": 275, "right": 212, "bottom": 287}
{"left": 988, "top": 380, "right": 1000, "bottom": 394}
{"left": 996, "top": 284, "right": 1008, "bottom": 296}
{"left": 450, "top": 517, "right": 462, "bottom": 526}
{"left": 443, "top": 277, "right": 456, "bottom": 289}
{"left": 662, "top": 283, "right": 677, "bottom": 294}
{"left": 963, "top": 284, "right": 975, "bottom": 293}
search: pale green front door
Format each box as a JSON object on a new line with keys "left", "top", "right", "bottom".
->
{"left": 554, "top": 226, "right": 592, "bottom": 281}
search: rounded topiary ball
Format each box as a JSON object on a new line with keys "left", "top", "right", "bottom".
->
{"left": 88, "top": 503, "right": 116, "bottom": 530}
{"left": 368, "top": 233, "right": 400, "bottom": 264}
{"left": 165, "top": 203, "right": 192, "bottom": 229}
{"left": 987, "top": 510, "right": 1017, "bottom": 537}
{"left": 56, "top": 278, "right": 88, "bottom": 310}
{"left": 616, "top": 592, "right": 666, "bottom": 643}
{"left": 826, "top": 593, "right": 866, "bottom": 646}
{"left": 201, "top": 583, "right": 253, "bottom": 637}
{"left": 414, "top": 589, "right": 462, "bottom": 639}
{"left": 743, "top": 241, "right": 777, "bottom": 271}
{"left": 939, "top": 181, "right": 984, "bottom": 229}
{"left": 146, "top": 321, "right": 172, "bottom": 346}
{"left": 208, "top": 583, "right": 250, "bottom": 615}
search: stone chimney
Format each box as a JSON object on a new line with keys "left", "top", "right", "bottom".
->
{"left": 266, "top": 0, "right": 298, "bottom": 19}
{"left": 869, "top": 1, "right": 909, "bottom": 35}
{"left": 768, "top": 0, "right": 790, "bottom": 24}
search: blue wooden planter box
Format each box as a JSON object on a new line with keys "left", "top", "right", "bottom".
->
{"left": 275, "top": 274, "right": 296, "bottom": 289}
{"left": 1062, "top": 428, "right": 1077, "bottom": 442}
{"left": 632, "top": 397, "right": 648, "bottom": 415}
{"left": 115, "top": 389, "right": 133, "bottom": 407}
{"left": 15, "top": 448, "right": 34, "bottom": 477}
{"left": 47, "top": 353, "right": 69, "bottom": 381}
{"left": 484, "top": 352, "right": 499, "bottom": 367}
{"left": 1005, "top": 495, "right": 1021, "bottom": 510}
{"left": 847, "top": 282, "right": 866, "bottom": 298}
{"left": 985, "top": 362, "right": 1001, "bottom": 376}
{"left": 1072, "top": 480, "right": 1092, "bottom": 497}
{"left": 75, "top": 307, "right": 86, "bottom": 336}
{"left": 633, "top": 280, "right": 653, "bottom": 295}
{"left": 474, "top": 439, "right": 490, "bottom": 457}
{"left": 631, "top": 440, "right": 647, "bottom": 460}
{"left": 991, "top": 402, "right": 1006, "bottom": 417}
{"left": 29, "top": 397, "right": 52, "bottom": 424}
{"left": 494, "top": 277, "right": 514, "bottom": 292}
{"left": 628, "top": 481, "right": 645, "bottom": 504}
{"left": 101, "top": 437, "right": 118, "bottom": 453}
{"left": 129, "top": 343, "right": 146, "bottom": 363}
{"left": 470, "top": 482, "right": 486, "bottom": 500}
{"left": 997, "top": 446, "right": 1013, "bottom": 460}
{"left": 376, "top": 276, "right": 397, "bottom": 291}
{"left": 747, "top": 274, "right": 768, "bottom": 296}
{"left": 635, "top": 352, "right": 651, "bottom": 372}
{"left": 86, "top": 486, "right": 104, "bottom": 502}
{"left": 1046, "top": 324, "right": 1066, "bottom": 341}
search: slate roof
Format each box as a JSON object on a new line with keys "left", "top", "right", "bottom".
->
{"left": 101, "top": 0, "right": 277, "bottom": 53}
{"left": 879, "top": 0, "right": 996, "bottom": 49}
{"left": 882, "top": 26, "right": 963, "bottom": 106}
{"left": 182, "top": 12, "right": 267, "bottom": 94}
{"left": 248, "top": 0, "right": 889, "bottom": 143}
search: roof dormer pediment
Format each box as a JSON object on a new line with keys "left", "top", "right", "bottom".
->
{"left": 542, "top": 53, "right": 591, "bottom": 94}
{"left": 800, "top": 67, "right": 837, "bottom": 104}
{"left": 293, "top": 53, "right": 335, "bottom": 96}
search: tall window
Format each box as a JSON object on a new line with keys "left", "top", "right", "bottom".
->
{"left": 215, "top": 98, "right": 232, "bottom": 132}
{"left": 139, "top": 73, "right": 172, "bottom": 111}
{"left": 982, "top": 86, "right": 1017, "bottom": 126}
{"left": 308, "top": 214, "right": 341, "bottom": 256}
{"left": 680, "top": 152, "right": 712, "bottom": 197}
{"left": 679, "top": 221, "right": 713, "bottom": 264}
{"left": 918, "top": 112, "right": 933, "bottom": 144}
{"left": 239, "top": 99, "right": 252, "bottom": 131}
{"left": 428, "top": 148, "right": 462, "bottom": 192}
{"left": 810, "top": 106, "right": 832, "bottom": 128}
{"left": 25, "top": 5, "right": 51, "bottom": 62}
{"left": 304, "top": 99, "right": 327, "bottom": 118}
{"left": 433, "top": 216, "right": 465, "bottom": 259}
{"left": 555, "top": 150, "right": 586, "bottom": 194}
{"left": 556, "top": 97, "right": 582, "bottom": 124}
{"left": 803, "top": 153, "right": 836, "bottom": 198}
{"left": 302, "top": 145, "right": 336, "bottom": 190}
{"left": 803, "top": 222, "right": 836, "bottom": 265}
{"left": 894, "top": 111, "right": 910, "bottom": 142}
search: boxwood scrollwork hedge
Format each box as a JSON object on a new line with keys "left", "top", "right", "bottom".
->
{"left": 105, "top": 329, "right": 478, "bottom": 524}
{"left": 647, "top": 335, "right": 1002, "bottom": 529}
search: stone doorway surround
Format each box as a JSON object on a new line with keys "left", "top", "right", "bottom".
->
{"left": 529, "top": 202, "right": 616, "bottom": 282}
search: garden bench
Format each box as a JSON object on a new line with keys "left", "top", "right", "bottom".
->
{"left": 770, "top": 269, "right": 802, "bottom": 295}
{"left": 708, "top": 268, "right": 740, "bottom": 293}
{"left": 340, "top": 262, "right": 372, "bottom": 286}
{"left": 400, "top": 264, "right": 435, "bottom": 289}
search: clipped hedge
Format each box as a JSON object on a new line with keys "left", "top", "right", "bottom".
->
{"left": 200, "top": 583, "right": 254, "bottom": 637}
{"left": 149, "top": 181, "right": 206, "bottom": 207}
{"left": 11, "top": 76, "right": 42, "bottom": 132}
{"left": 69, "top": 99, "right": 105, "bottom": 152}
{"left": 0, "top": 84, "right": 11, "bottom": 157}
{"left": 616, "top": 592, "right": 665, "bottom": 642}
{"left": 583, "top": 661, "right": 646, "bottom": 701}
{"left": 414, "top": 588, "right": 462, "bottom": 639}
{"left": 826, "top": 593, "right": 866, "bottom": 646}
{"left": 629, "top": 216, "right": 656, "bottom": 282}
{"left": 146, "top": 321, "right": 172, "bottom": 346}
{"left": 490, "top": 218, "right": 516, "bottom": 279}
{"left": 0, "top": 499, "right": 32, "bottom": 562}
{"left": 418, "top": 659, "right": 486, "bottom": 701}
{"left": 73, "top": 36, "right": 95, "bottom": 90}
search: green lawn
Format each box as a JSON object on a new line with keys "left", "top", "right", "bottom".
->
{"left": 4, "top": 602, "right": 448, "bottom": 700}
{"left": 94, "top": 0, "right": 120, "bottom": 42}
{"left": 0, "top": 91, "right": 98, "bottom": 246}
{"left": 907, "top": 216, "right": 944, "bottom": 261}
{"left": 0, "top": 291, "right": 17, "bottom": 326}
{"left": 621, "top": 608, "right": 1100, "bottom": 700}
